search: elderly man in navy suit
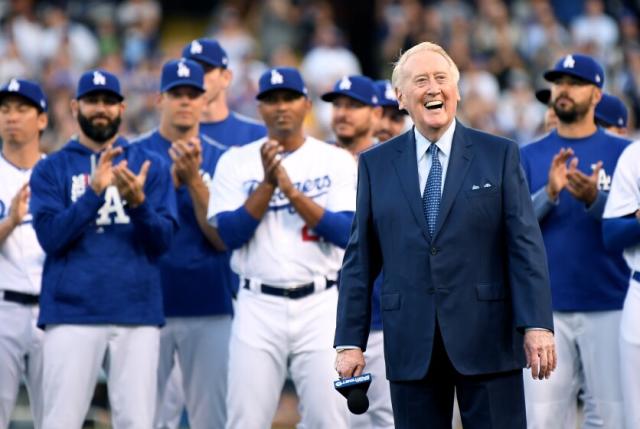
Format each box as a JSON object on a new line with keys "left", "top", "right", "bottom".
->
{"left": 334, "top": 41, "right": 557, "bottom": 429}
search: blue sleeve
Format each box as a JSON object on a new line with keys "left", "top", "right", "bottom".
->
{"left": 602, "top": 216, "right": 640, "bottom": 252}
{"left": 130, "top": 159, "right": 178, "bottom": 257}
{"left": 314, "top": 210, "right": 354, "bottom": 249}
{"left": 29, "top": 161, "right": 104, "bottom": 255}
{"left": 531, "top": 186, "right": 557, "bottom": 221}
{"left": 216, "top": 206, "right": 260, "bottom": 250}
{"left": 585, "top": 191, "right": 607, "bottom": 221}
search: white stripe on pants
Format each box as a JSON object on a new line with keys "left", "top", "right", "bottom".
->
{"left": 0, "top": 301, "right": 43, "bottom": 429}
{"left": 42, "top": 324, "right": 159, "bottom": 429}
{"left": 523, "top": 311, "right": 624, "bottom": 429}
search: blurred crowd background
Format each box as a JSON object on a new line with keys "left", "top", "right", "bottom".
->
{"left": 1, "top": 0, "right": 639, "bottom": 153}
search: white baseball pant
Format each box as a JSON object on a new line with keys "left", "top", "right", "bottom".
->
{"left": 155, "top": 315, "right": 231, "bottom": 429}
{"left": 41, "top": 324, "right": 159, "bottom": 429}
{"left": 620, "top": 278, "right": 640, "bottom": 429}
{"left": 523, "top": 311, "right": 624, "bottom": 429}
{"left": 226, "top": 286, "right": 348, "bottom": 429}
{"left": 0, "top": 300, "right": 43, "bottom": 429}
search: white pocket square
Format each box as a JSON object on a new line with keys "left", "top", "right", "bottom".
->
{"left": 472, "top": 185, "right": 480, "bottom": 190}
{"left": 483, "top": 183, "right": 492, "bottom": 188}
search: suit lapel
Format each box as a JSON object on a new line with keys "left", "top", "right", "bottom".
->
{"left": 392, "top": 130, "right": 430, "bottom": 241}
{"left": 433, "top": 122, "right": 474, "bottom": 240}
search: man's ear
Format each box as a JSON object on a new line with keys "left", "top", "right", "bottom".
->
{"left": 70, "top": 99, "right": 78, "bottom": 120}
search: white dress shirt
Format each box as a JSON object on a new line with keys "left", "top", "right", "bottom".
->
{"left": 415, "top": 119, "right": 456, "bottom": 196}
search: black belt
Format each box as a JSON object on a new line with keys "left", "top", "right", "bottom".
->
{"left": 243, "top": 279, "right": 336, "bottom": 299}
{"left": 2, "top": 290, "right": 39, "bottom": 306}
{"left": 633, "top": 271, "right": 640, "bottom": 282}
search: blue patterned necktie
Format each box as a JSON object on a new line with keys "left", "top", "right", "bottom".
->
{"left": 423, "top": 143, "right": 442, "bottom": 237}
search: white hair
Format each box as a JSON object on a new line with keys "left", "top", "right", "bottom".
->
{"left": 391, "top": 42, "right": 460, "bottom": 90}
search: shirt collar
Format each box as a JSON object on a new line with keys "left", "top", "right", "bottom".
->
{"left": 414, "top": 118, "right": 456, "bottom": 160}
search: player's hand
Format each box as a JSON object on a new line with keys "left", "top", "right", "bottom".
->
{"left": 275, "top": 164, "right": 296, "bottom": 197}
{"left": 335, "top": 349, "right": 366, "bottom": 379}
{"left": 566, "top": 159, "right": 601, "bottom": 205}
{"left": 260, "top": 140, "right": 284, "bottom": 186}
{"left": 8, "top": 182, "right": 30, "bottom": 227}
{"left": 546, "top": 147, "right": 573, "bottom": 201}
{"left": 112, "top": 159, "right": 150, "bottom": 208}
{"left": 524, "top": 330, "right": 556, "bottom": 380}
{"left": 169, "top": 137, "right": 202, "bottom": 188}
{"left": 90, "top": 146, "right": 123, "bottom": 194}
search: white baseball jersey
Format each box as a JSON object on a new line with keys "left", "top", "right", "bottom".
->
{"left": 0, "top": 154, "right": 44, "bottom": 294}
{"left": 208, "top": 136, "right": 357, "bottom": 285}
{"left": 603, "top": 140, "right": 640, "bottom": 271}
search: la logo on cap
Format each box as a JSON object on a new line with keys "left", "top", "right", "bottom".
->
{"left": 190, "top": 40, "right": 203, "bottom": 55}
{"left": 563, "top": 55, "right": 575, "bottom": 69}
{"left": 177, "top": 61, "right": 190, "bottom": 78}
{"left": 8, "top": 79, "right": 20, "bottom": 92}
{"left": 270, "top": 70, "right": 284, "bottom": 85}
{"left": 93, "top": 71, "right": 106, "bottom": 85}
{"left": 385, "top": 83, "right": 395, "bottom": 100}
{"left": 339, "top": 76, "right": 352, "bottom": 90}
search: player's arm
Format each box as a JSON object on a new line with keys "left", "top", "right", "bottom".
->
{"left": 30, "top": 149, "right": 120, "bottom": 255}
{"left": 113, "top": 158, "right": 177, "bottom": 256}
{"left": 208, "top": 142, "right": 279, "bottom": 250}
{"left": 0, "top": 183, "right": 29, "bottom": 245}
{"left": 170, "top": 139, "right": 226, "bottom": 251}
{"left": 602, "top": 145, "right": 640, "bottom": 252}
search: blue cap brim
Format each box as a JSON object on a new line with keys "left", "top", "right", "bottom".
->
{"left": 77, "top": 89, "right": 124, "bottom": 101}
{"left": 162, "top": 81, "right": 206, "bottom": 93}
{"left": 0, "top": 91, "right": 46, "bottom": 112}
{"left": 256, "top": 88, "right": 307, "bottom": 100}
{"left": 321, "top": 91, "right": 374, "bottom": 106}
{"left": 543, "top": 70, "right": 598, "bottom": 86}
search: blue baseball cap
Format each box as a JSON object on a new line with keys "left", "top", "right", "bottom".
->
{"left": 256, "top": 67, "right": 308, "bottom": 100}
{"left": 375, "top": 79, "right": 400, "bottom": 108}
{"left": 182, "top": 39, "right": 229, "bottom": 69}
{"left": 595, "top": 93, "right": 628, "bottom": 128}
{"left": 76, "top": 69, "right": 124, "bottom": 100}
{"left": 544, "top": 54, "right": 604, "bottom": 88}
{"left": 161, "top": 59, "right": 205, "bottom": 93}
{"left": 321, "top": 75, "right": 379, "bottom": 106}
{"left": 0, "top": 78, "right": 47, "bottom": 112}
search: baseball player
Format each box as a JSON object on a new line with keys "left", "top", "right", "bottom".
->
{"left": 321, "top": 75, "right": 393, "bottom": 429}
{"left": 152, "top": 38, "right": 270, "bottom": 429}
{"left": 208, "top": 67, "right": 355, "bottom": 429}
{"left": 133, "top": 59, "right": 230, "bottom": 429}
{"left": 374, "top": 79, "right": 409, "bottom": 143}
{"left": 182, "top": 38, "right": 266, "bottom": 147}
{"left": 602, "top": 140, "right": 640, "bottom": 429}
{"left": 29, "top": 69, "right": 177, "bottom": 429}
{"left": 520, "top": 54, "right": 630, "bottom": 429}
{"left": 0, "top": 79, "right": 48, "bottom": 429}
{"left": 595, "top": 93, "right": 628, "bottom": 136}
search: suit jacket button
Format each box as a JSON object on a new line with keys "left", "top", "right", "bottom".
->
{"left": 430, "top": 247, "right": 438, "bottom": 255}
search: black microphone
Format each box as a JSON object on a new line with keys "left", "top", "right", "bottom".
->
{"left": 334, "top": 373, "right": 372, "bottom": 414}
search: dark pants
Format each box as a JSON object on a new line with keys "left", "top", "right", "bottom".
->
{"left": 389, "top": 324, "right": 526, "bottom": 429}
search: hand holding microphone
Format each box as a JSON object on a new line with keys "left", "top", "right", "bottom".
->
{"left": 334, "top": 373, "right": 372, "bottom": 414}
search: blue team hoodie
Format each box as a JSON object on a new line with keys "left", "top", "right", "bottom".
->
{"left": 30, "top": 136, "right": 178, "bottom": 327}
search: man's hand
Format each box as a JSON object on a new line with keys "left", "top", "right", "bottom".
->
{"left": 112, "top": 160, "right": 150, "bottom": 208}
{"left": 546, "top": 148, "right": 574, "bottom": 201}
{"left": 566, "top": 159, "right": 601, "bottom": 205}
{"left": 275, "top": 164, "right": 296, "bottom": 198}
{"left": 169, "top": 137, "right": 202, "bottom": 188}
{"left": 90, "top": 146, "right": 123, "bottom": 194}
{"left": 524, "top": 330, "right": 556, "bottom": 380}
{"left": 260, "top": 140, "right": 283, "bottom": 186}
{"left": 335, "top": 349, "right": 366, "bottom": 379}
{"left": 8, "top": 183, "right": 30, "bottom": 227}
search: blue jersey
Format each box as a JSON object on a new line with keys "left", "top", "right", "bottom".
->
{"left": 29, "top": 137, "right": 178, "bottom": 327}
{"left": 521, "top": 128, "right": 630, "bottom": 311}
{"left": 200, "top": 111, "right": 266, "bottom": 148}
{"left": 133, "top": 130, "right": 233, "bottom": 317}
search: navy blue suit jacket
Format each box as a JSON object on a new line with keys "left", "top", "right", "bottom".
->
{"left": 334, "top": 122, "right": 553, "bottom": 381}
